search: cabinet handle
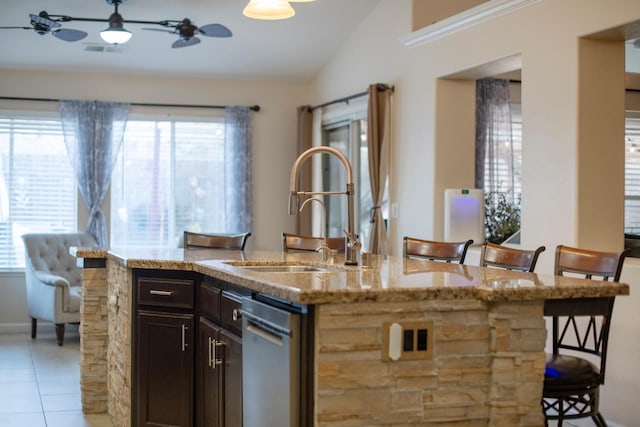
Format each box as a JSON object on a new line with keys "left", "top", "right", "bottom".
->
{"left": 232, "top": 308, "right": 242, "bottom": 322}
{"left": 208, "top": 337, "right": 213, "bottom": 367}
{"left": 181, "top": 324, "right": 189, "bottom": 351}
{"left": 149, "top": 290, "right": 174, "bottom": 296}
{"left": 211, "top": 338, "right": 223, "bottom": 369}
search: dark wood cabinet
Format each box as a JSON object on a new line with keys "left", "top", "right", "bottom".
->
{"left": 136, "top": 310, "right": 194, "bottom": 427}
{"left": 197, "top": 317, "right": 222, "bottom": 427}
{"left": 196, "top": 285, "right": 244, "bottom": 427}
{"left": 134, "top": 271, "right": 245, "bottom": 427}
{"left": 219, "top": 327, "right": 243, "bottom": 427}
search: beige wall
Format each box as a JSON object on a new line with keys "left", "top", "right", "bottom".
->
{"left": 412, "top": 0, "right": 488, "bottom": 31}
{"left": 0, "top": 68, "right": 309, "bottom": 253}
{"left": 2, "top": 0, "right": 640, "bottom": 423}
{"left": 311, "top": 0, "right": 640, "bottom": 424}
{"left": 312, "top": 0, "right": 640, "bottom": 263}
{"left": 0, "top": 68, "right": 310, "bottom": 327}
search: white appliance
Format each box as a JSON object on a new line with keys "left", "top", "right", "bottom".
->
{"left": 444, "top": 189, "right": 484, "bottom": 244}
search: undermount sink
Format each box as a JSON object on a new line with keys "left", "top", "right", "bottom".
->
{"left": 240, "top": 265, "right": 328, "bottom": 273}
{"left": 225, "top": 262, "right": 342, "bottom": 273}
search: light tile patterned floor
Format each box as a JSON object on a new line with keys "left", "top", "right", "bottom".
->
{"left": 0, "top": 327, "right": 112, "bottom": 427}
{"left": 0, "top": 327, "right": 581, "bottom": 427}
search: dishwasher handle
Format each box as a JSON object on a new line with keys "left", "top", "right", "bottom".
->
{"left": 246, "top": 323, "right": 284, "bottom": 347}
{"left": 242, "top": 310, "right": 292, "bottom": 338}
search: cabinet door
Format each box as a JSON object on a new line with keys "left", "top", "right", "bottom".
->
{"left": 197, "top": 318, "right": 222, "bottom": 427}
{"left": 220, "top": 328, "right": 243, "bottom": 427}
{"left": 136, "top": 311, "right": 194, "bottom": 427}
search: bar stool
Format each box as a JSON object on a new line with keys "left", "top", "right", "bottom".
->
{"left": 542, "top": 245, "right": 630, "bottom": 426}
{"left": 281, "top": 232, "right": 345, "bottom": 252}
{"left": 480, "top": 242, "right": 546, "bottom": 272}
{"left": 183, "top": 231, "right": 251, "bottom": 250}
{"left": 403, "top": 236, "right": 473, "bottom": 264}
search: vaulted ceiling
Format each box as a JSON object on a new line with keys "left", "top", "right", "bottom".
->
{"left": 0, "top": 0, "right": 380, "bottom": 80}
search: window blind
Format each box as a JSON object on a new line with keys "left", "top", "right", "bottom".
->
{"left": 0, "top": 112, "right": 77, "bottom": 269}
{"left": 625, "top": 114, "right": 640, "bottom": 234}
{"left": 110, "top": 118, "right": 227, "bottom": 248}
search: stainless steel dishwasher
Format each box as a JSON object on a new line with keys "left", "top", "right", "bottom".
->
{"left": 242, "top": 295, "right": 302, "bottom": 427}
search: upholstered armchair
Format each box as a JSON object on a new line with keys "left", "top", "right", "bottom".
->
{"left": 22, "top": 232, "right": 98, "bottom": 346}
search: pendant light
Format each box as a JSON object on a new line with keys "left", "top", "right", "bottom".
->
{"left": 99, "top": 6, "right": 132, "bottom": 44}
{"left": 243, "top": 0, "right": 295, "bottom": 20}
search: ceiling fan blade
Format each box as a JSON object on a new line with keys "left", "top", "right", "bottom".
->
{"left": 29, "top": 13, "right": 61, "bottom": 29}
{"left": 142, "top": 27, "right": 176, "bottom": 34}
{"left": 197, "top": 24, "right": 232, "bottom": 38}
{"left": 52, "top": 28, "right": 88, "bottom": 42}
{"left": 172, "top": 37, "right": 201, "bottom": 48}
{"left": 0, "top": 26, "right": 31, "bottom": 30}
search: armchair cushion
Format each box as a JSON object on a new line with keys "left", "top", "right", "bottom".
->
{"left": 22, "top": 232, "right": 98, "bottom": 323}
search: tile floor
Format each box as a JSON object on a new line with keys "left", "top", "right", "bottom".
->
{"left": 0, "top": 326, "right": 112, "bottom": 427}
{"left": 0, "top": 326, "right": 577, "bottom": 427}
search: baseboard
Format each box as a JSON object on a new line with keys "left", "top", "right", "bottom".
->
{"left": 0, "top": 322, "right": 80, "bottom": 336}
{"left": 0, "top": 322, "right": 34, "bottom": 334}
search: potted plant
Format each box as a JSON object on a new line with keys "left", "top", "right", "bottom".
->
{"left": 485, "top": 191, "right": 520, "bottom": 244}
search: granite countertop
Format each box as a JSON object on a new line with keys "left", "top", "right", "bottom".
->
{"left": 71, "top": 246, "right": 630, "bottom": 305}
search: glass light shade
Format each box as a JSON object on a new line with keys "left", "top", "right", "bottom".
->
{"left": 289, "top": 0, "right": 317, "bottom": 2}
{"left": 243, "top": 0, "right": 295, "bottom": 20}
{"left": 100, "top": 27, "right": 132, "bottom": 44}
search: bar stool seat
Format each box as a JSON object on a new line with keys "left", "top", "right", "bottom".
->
{"left": 544, "top": 354, "right": 601, "bottom": 390}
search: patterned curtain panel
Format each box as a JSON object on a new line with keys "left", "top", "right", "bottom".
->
{"left": 224, "top": 106, "right": 253, "bottom": 233}
{"left": 475, "top": 78, "right": 514, "bottom": 199}
{"left": 59, "top": 100, "right": 130, "bottom": 248}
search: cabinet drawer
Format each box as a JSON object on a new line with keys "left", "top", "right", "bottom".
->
{"left": 220, "top": 291, "right": 243, "bottom": 336}
{"left": 138, "top": 277, "right": 194, "bottom": 309}
{"left": 200, "top": 282, "right": 221, "bottom": 322}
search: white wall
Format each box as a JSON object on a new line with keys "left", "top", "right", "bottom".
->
{"left": 0, "top": 68, "right": 311, "bottom": 326}
{"left": 310, "top": 0, "right": 640, "bottom": 424}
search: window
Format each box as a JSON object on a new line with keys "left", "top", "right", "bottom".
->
{"left": 624, "top": 111, "right": 640, "bottom": 234}
{"left": 321, "top": 99, "right": 379, "bottom": 248}
{"left": 0, "top": 111, "right": 77, "bottom": 270}
{"left": 110, "top": 116, "right": 231, "bottom": 248}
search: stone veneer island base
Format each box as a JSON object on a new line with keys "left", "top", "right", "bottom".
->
{"left": 72, "top": 248, "right": 628, "bottom": 427}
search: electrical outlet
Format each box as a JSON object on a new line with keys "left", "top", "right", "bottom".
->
{"left": 391, "top": 202, "right": 399, "bottom": 218}
{"left": 382, "top": 320, "right": 433, "bottom": 361}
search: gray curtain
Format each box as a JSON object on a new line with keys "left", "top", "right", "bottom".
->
{"left": 224, "top": 106, "right": 253, "bottom": 233}
{"left": 296, "top": 105, "right": 313, "bottom": 235}
{"left": 475, "top": 78, "right": 514, "bottom": 200}
{"left": 367, "top": 84, "right": 393, "bottom": 255}
{"left": 59, "top": 100, "right": 129, "bottom": 248}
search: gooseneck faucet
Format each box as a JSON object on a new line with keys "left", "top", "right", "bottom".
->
{"left": 288, "top": 146, "right": 361, "bottom": 265}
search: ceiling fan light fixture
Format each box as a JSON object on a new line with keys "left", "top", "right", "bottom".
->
{"left": 100, "top": 11, "right": 132, "bottom": 44}
{"left": 243, "top": 0, "right": 295, "bottom": 20}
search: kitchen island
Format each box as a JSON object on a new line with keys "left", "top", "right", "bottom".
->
{"left": 73, "top": 247, "right": 629, "bottom": 426}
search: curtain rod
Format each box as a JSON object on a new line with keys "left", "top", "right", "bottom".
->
{"left": 0, "top": 96, "right": 260, "bottom": 112}
{"left": 309, "top": 84, "right": 395, "bottom": 111}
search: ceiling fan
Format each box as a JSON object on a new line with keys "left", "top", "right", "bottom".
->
{"left": 0, "top": 11, "right": 88, "bottom": 42}
{"left": 0, "top": 0, "right": 232, "bottom": 48}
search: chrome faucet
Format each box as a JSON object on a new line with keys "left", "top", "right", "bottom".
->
{"left": 289, "top": 146, "right": 361, "bottom": 265}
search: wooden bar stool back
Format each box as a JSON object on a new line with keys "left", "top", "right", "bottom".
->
{"left": 480, "top": 242, "right": 546, "bottom": 272}
{"left": 183, "top": 231, "right": 251, "bottom": 250}
{"left": 282, "top": 232, "right": 345, "bottom": 252}
{"left": 403, "top": 236, "right": 473, "bottom": 264}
